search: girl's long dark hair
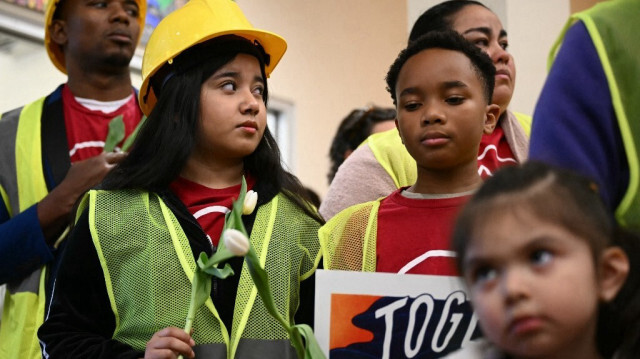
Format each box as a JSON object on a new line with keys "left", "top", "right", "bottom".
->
{"left": 453, "top": 161, "right": 640, "bottom": 358}
{"left": 103, "top": 35, "right": 323, "bottom": 223}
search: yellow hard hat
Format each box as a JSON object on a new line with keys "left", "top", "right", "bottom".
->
{"left": 138, "top": 0, "right": 287, "bottom": 116}
{"left": 44, "top": 0, "right": 147, "bottom": 74}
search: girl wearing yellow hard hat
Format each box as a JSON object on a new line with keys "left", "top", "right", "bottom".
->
{"left": 38, "top": 0, "right": 323, "bottom": 358}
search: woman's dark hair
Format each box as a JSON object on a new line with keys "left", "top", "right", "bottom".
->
{"left": 386, "top": 30, "right": 495, "bottom": 105}
{"left": 409, "top": 0, "right": 488, "bottom": 42}
{"left": 103, "top": 35, "right": 322, "bottom": 223}
{"left": 452, "top": 161, "right": 640, "bottom": 358}
{"left": 327, "top": 107, "right": 395, "bottom": 184}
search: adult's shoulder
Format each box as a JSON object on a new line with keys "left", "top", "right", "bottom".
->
{"left": 320, "top": 139, "right": 397, "bottom": 220}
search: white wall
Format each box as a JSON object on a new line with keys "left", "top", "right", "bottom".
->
{"left": 0, "top": 37, "right": 65, "bottom": 112}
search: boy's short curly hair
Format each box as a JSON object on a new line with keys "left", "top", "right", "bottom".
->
{"left": 385, "top": 30, "right": 495, "bottom": 105}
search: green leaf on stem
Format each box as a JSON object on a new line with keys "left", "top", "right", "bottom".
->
{"left": 197, "top": 252, "right": 210, "bottom": 269}
{"left": 294, "top": 324, "right": 326, "bottom": 358}
{"left": 104, "top": 115, "right": 125, "bottom": 152}
{"left": 121, "top": 115, "right": 147, "bottom": 152}
{"left": 192, "top": 268, "right": 211, "bottom": 310}
{"left": 202, "top": 246, "right": 236, "bottom": 268}
{"left": 244, "top": 247, "right": 289, "bottom": 330}
{"left": 202, "top": 263, "right": 234, "bottom": 278}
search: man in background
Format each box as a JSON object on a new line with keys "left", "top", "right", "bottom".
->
{"left": 0, "top": 0, "right": 146, "bottom": 356}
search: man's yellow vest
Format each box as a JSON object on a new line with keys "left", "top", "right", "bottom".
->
{"left": 0, "top": 97, "right": 50, "bottom": 359}
{"left": 85, "top": 189, "right": 321, "bottom": 358}
{"left": 549, "top": 0, "right": 640, "bottom": 228}
{"left": 365, "top": 112, "right": 531, "bottom": 188}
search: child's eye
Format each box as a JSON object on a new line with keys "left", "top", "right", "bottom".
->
{"left": 500, "top": 40, "right": 509, "bottom": 50}
{"left": 252, "top": 86, "right": 264, "bottom": 96}
{"left": 221, "top": 82, "right": 236, "bottom": 91}
{"left": 403, "top": 102, "right": 421, "bottom": 111}
{"left": 471, "top": 265, "right": 497, "bottom": 285}
{"left": 445, "top": 96, "right": 464, "bottom": 105}
{"left": 531, "top": 249, "right": 553, "bottom": 266}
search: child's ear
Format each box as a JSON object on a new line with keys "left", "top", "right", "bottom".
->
{"left": 598, "top": 246, "right": 629, "bottom": 302}
{"left": 50, "top": 20, "right": 68, "bottom": 47}
{"left": 483, "top": 104, "right": 501, "bottom": 134}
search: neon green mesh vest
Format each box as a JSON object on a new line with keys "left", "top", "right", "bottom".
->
{"left": 549, "top": 0, "right": 640, "bottom": 228}
{"left": 86, "top": 189, "right": 321, "bottom": 358}
{"left": 319, "top": 200, "right": 381, "bottom": 272}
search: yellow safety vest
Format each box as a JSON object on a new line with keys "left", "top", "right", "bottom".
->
{"left": 86, "top": 189, "right": 321, "bottom": 358}
{"left": 549, "top": 0, "right": 640, "bottom": 228}
{"left": 319, "top": 200, "right": 381, "bottom": 272}
{"left": 0, "top": 97, "right": 50, "bottom": 359}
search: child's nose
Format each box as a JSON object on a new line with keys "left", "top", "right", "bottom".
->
{"left": 422, "top": 106, "right": 445, "bottom": 125}
{"left": 240, "top": 91, "right": 260, "bottom": 116}
{"left": 501, "top": 267, "right": 530, "bottom": 304}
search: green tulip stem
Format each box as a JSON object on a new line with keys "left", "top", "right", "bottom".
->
{"left": 183, "top": 270, "right": 201, "bottom": 335}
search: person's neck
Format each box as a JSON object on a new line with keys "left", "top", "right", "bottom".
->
{"left": 180, "top": 155, "right": 245, "bottom": 189}
{"left": 66, "top": 65, "right": 133, "bottom": 101}
{"left": 498, "top": 108, "right": 507, "bottom": 123}
{"left": 409, "top": 162, "right": 482, "bottom": 195}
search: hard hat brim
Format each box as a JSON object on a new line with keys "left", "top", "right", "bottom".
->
{"left": 138, "top": 0, "right": 288, "bottom": 116}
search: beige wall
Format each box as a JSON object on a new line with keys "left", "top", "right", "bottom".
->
{"left": 505, "top": 0, "right": 570, "bottom": 117}
{"left": 570, "top": 0, "right": 605, "bottom": 13}
{"left": 237, "top": 0, "right": 407, "bottom": 196}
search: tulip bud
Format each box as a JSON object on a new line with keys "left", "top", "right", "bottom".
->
{"left": 243, "top": 190, "right": 258, "bottom": 215}
{"left": 224, "top": 229, "right": 250, "bottom": 256}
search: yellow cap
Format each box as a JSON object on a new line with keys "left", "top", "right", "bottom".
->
{"left": 138, "top": 0, "right": 287, "bottom": 116}
{"left": 44, "top": 0, "right": 147, "bottom": 74}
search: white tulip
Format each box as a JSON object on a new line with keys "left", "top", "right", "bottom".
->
{"left": 223, "top": 229, "right": 250, "bottom": 256}
{"left": 242, "top": 190, "right": 258, "bottom": 215}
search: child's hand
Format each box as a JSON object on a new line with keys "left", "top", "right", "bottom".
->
{"left": 144, "top": 327, "right": 195, "bottom": 359}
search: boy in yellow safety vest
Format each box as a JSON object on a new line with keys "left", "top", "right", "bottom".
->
{"left": 320, "top": 30, "right": 500, "bottom": 277}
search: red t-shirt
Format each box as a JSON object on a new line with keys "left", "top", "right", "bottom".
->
{"left": 170, "top": 176, "right": 256, "bottom": 247}
{"left": 62, "top": 85, "right": 142, "bottom": 162}
{"left": 376, "top": 188, "right": 471, "bottom": 275}
{"left": 478, "top": 125, "right": 517, "bottom": 178}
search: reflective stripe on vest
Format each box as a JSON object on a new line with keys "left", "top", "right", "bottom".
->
{"left": 549, "top": 0, "right": 640, "bottom": 227}
{"left": 0, "top": 97, "right": 49, "bottom": 359}
{"left": 194, "top": 339, "right": 297, "bottom": 358}
{"left": 319, "top": 200, "right": 380, "bottom": 272}
{"left": 90, "top": 189, "right": 320, "bottom": 358}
